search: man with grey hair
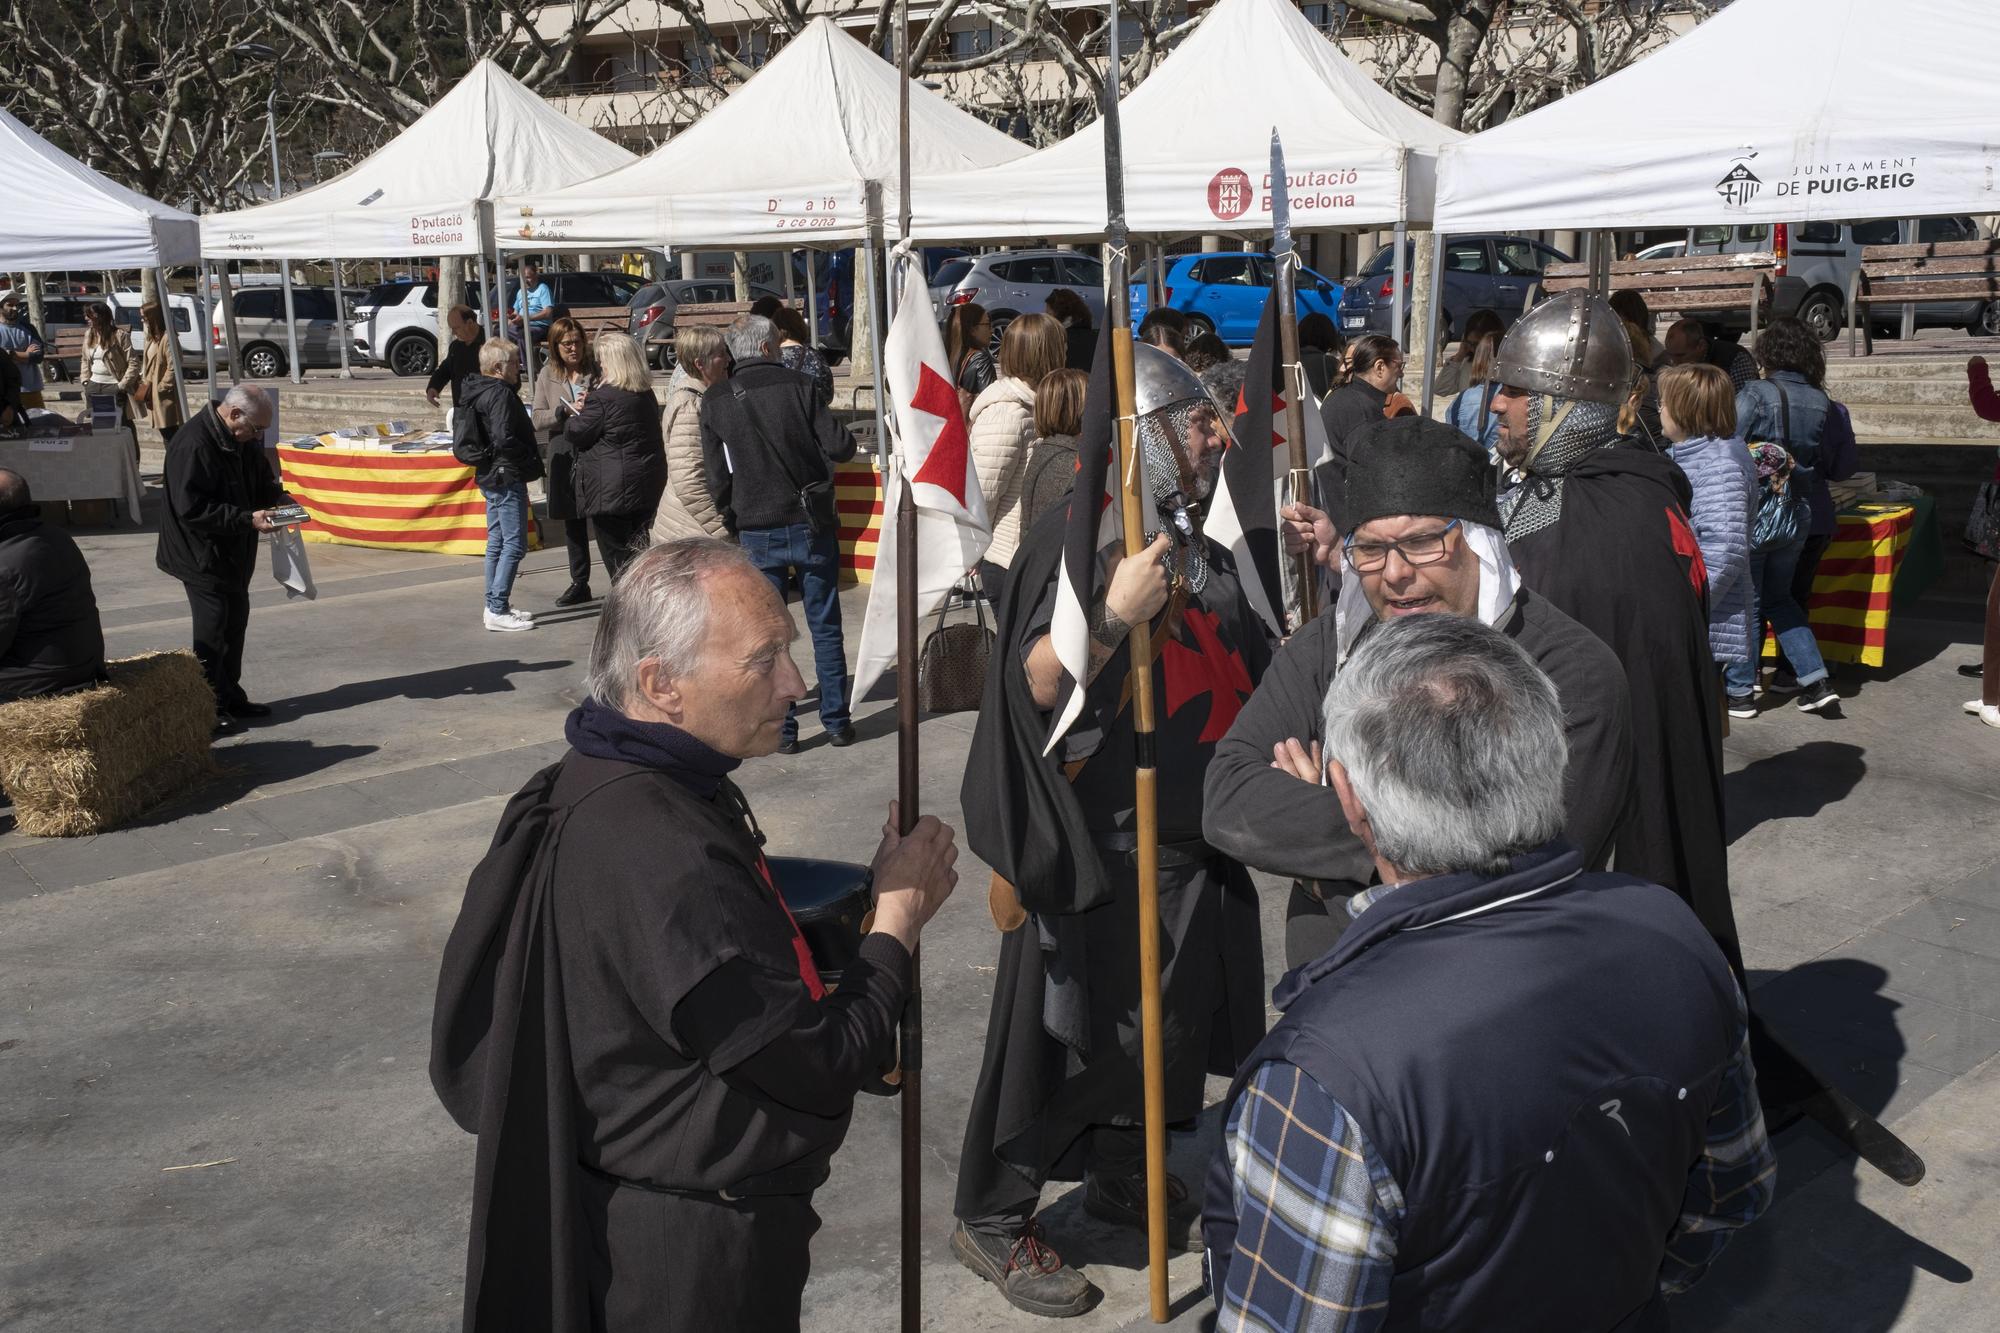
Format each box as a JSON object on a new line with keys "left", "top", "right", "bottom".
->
{"left": 700, "top": 311, "right": 858, "bottom": 751}
{"left": 156, "top": 383, "right": 290, "bottom": 728}
{"left": 1204, "top": 612, "right": 1773, "bottom": 1332}
{"left": 434, "top": 536, "right": 960, "bottom": 1331}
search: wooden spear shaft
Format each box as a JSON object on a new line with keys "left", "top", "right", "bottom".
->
{"left": 893, "top": 4, "right": 923, "bottom": 1329}
{"left": 1099, "top": 7, "right": 1168, "bottom": 1305}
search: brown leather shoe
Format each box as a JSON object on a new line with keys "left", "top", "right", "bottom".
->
{"left": 951, "top": 1219, "right": 1100, "bottom": 1319}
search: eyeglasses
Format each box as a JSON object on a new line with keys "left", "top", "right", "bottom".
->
{"left": 1343, "top": 519, "right": 1461, "bottom": 573}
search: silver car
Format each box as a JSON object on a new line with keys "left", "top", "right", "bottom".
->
{"left": 224, "top": 286, "right": 354, "bottom": 378}
{"left": 931, "top": 249, "right": 1105, "bottom": 345}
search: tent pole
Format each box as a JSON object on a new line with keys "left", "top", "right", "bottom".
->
{"left": 199, "top": 262, "right": 219, "bottom": 389}
{"left": 805, "top": 251, "right": 819, "bottom": 351}
{"left": 331, "top": 259, "right": 353, "bottom": 378}
{"left": 1419, "top": 231, "right": 1446, "bottom": 418}
{"left": 1900, "top": 216, "right": 1920, "bottom": 341}
{"left": 521, "top": 259, "right": 540, "bottom": 389}
{"left": 278, "top": 262, "right": 303, "bottom": 385}
{"left": 1391, "top": 221, "right": 1408, "bottom": 345}
{"left": 476, "top": 252, "right": 494, "bottom": 339}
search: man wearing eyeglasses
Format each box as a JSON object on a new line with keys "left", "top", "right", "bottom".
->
{"left": 1203, "top": 415, "right": 1634, "bottom": 967}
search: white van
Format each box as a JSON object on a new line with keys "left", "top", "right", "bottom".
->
{"left": 108, "top": 290, "right": 223, "bottom": 373}
{"left": 1685, "top": 216, "right": 1993, "bottom": 341}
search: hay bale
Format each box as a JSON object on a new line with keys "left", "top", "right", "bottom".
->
{"left": 0, "top": 651, "right": 219, "bottom": 837}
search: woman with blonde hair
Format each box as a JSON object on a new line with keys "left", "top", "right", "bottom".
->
{"left": 563, "top": 331, "right": 665, "bottom": 582}
{"left": 132, "top": 302, "right": 184, "bottom": 434}
{"left": 969, "top": 311, "right": 1066, "bottom": 605}
{"left": 530, "top": 315, "right": 600, "bottom": 605}
{"left": 654, "top": 324, "right": 731, "bottom": 542}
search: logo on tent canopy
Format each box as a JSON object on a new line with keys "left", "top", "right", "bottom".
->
{"left": 1715, "top": 162, "right": 1762, "bottom": 209}
{"left": 1208, "top": 168, "right": 1253, "bottom": 221}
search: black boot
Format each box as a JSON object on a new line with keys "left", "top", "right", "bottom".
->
{"left": 1082, "top": 1168, "right": 1203, "bottom": 1253}
{"left": 951, "top": 1218, "right": 1100, "bottom": 1319}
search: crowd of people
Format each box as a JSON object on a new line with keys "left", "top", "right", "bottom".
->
{"left": 425, "top": 285, "right": 1862, "bottom": 1332}
{"left": 13, "top": 252, "right": 1993, "bottom": 1330}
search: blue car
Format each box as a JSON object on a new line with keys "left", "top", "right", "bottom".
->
{"left": 1129, "top": 252, "right": 1343, "bottom": 346}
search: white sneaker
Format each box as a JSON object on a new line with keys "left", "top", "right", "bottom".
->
{"left": 506, "top": 606, "right": 536, "bottom": 622}
{"left": 1970, "top": 700, "right": 2000, "bottom": 728}
{"left": 484, "top": 609, "right": 535, "bottom": 632}
{"left": 1967, "top": 698, "right": 1984, "bottom": 715}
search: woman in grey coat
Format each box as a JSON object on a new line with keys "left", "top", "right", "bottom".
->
{"left": 1659, "top": 364, "right": 1757, "bottom": 716}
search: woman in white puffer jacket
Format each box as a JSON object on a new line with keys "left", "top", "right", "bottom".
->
{"left": 968, "top": 311, "right": 1067, "bottom": 606}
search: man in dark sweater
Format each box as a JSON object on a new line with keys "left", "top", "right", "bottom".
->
{"left": 0, "top": 468, "right": 106, "bottom": 701}
{"left": 1204, "top": 613, "right": 1772, "bottom": 1332}
{"left": 700, "top": 313, "right": 859, "bottom": 751}
{"left": 1204, "top": 416, "right": 1633, "bottom": 968}
{"left": 155, "top": 385, "right": 288, "bottom": 728}
{"left": 425, "top": 304, "right": 485, "bottom": 407}
{"left": 432, "top": 537, "right": 959, "bottom": 1332}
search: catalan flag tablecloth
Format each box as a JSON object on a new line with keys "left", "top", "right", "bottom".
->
{"left": 835, "top": 459, "right": 883, "bottom": 585}
{"left": 1766, "top": 498, "right": 1942, "bottom": 668}
{"left": 277, "top": 441, "right": 542, "bottom": 557}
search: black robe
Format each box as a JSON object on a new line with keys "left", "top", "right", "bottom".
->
{"left": 956, "top": 506, "right": 1273, "bottom": 1216}
{"left": 1506, "top": 442, "right": 1740, "bottom": 964}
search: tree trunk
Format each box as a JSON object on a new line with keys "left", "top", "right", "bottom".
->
{"left": 731, "top": 251, "right": 751, "bottom": 304}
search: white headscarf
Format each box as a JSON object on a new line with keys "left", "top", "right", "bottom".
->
{"left": 1333, "top": 521, "right": 1521, "bottom": 665}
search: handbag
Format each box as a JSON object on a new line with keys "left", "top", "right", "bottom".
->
{"left": 1967, "top": 479, "right": 2000, "bottom": 561}
{"left": 1750, "top": 386, "right": 1810, "bottom": 554}
{"left": 732, "top": 381, "right": 838, "bottom": 537}
{"left": 917, "top": 581, "right": 995, "bottom": 714}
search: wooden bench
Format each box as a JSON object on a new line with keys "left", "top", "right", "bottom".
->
{"left": 670, "top": 298, "right": 806, "bottom": 334}
{"left": 43, "top": 328, "right": 87, "bottom": 382}
{"left": 1847, "top": 239, "right": 2000, "bottom": 355}
{"left": 1537, "top": 253, "right": 1779, "bottom": 337}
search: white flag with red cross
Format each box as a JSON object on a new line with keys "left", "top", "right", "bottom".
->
{"left": 851, "top": 253, "right": 992, "bottom": 705}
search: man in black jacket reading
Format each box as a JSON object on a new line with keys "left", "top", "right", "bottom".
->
{"left": 699, "top": 313, "right": 858, "bottom": 751}
{"left": 426, "top": 304, "right": 486, "bottom": 408}
{"left": 452, "top": 338, "right": 544, "bottom": 632}
{"left": 155, "top": 384, "right": 287, "bottom": 728}
{"left": 431, "top": 537, "right": 960, "bottom": 1332}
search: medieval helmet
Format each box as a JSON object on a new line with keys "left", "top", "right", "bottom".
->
{"left": 1493, "top": 290, "right": 1634, "bottom": 406}
{"left": 1132, "top": 341, "right": 1210, "bottom": 420}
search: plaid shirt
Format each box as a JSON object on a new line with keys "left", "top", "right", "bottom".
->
{"left": 1217, "top": 884, "right": 1777, "bottom": 1327}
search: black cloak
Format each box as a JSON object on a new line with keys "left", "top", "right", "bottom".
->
{"left": 956, "top": 505, "right": 1273, "bottom": 1210}
{"left": 1506, "top": 442, "right": 1740, "bottom": 963}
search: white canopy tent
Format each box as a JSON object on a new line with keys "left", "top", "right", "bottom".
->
{"left": 0, "top": 104, "right": 199, "bottom": 270}
{"left": 495, "top": 17, "right": 1030, "bottom": 251}
{"left": 904, "top": 0, "right": 1463, "bottom": 243}
{"left": 1435, "top": 0, "right": 2000, "bottom": 232}
{"left": 199, "top": 59, "right": 636, "bottom": 261}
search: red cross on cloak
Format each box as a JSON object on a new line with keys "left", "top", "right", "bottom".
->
{"left": 1160, "top": 606, "right": 1253, "bottom": 744}
{"left": 907, "top": 362, "right": 971, "bottom": 507}
{"left": 1665, "top": 505, "right": 1709, "bottom": 603}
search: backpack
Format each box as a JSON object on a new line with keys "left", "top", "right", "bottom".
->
{"left": 1749, "top": 387, "right": 1811, "bottom": 554}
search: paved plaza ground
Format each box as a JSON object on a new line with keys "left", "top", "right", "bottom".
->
{"left": 2, "top": 481, "right": 1998, "bottom": 1331}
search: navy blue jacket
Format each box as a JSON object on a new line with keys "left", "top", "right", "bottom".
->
{"left": 1205, "top": 843, "right": 1742, "bottom": 1331}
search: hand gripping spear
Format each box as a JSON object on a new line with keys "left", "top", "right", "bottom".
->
{"left": 1268, "top": 128, "right": 1319, "bottom": 629}
{"left": 1100, "top": 6, "right": 1173, "bottom": 1321}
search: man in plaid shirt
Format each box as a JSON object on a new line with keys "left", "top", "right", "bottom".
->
{"left": 1204, "top": 613, "right": 1774, "bottom": 1331}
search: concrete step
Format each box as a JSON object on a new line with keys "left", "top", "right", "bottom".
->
{"left": 1826, "top": 378, "right": 1992, "bottom": 407}
{"left": 1823, "top": 355, "right": 1980, "bottom": 380}
{"left": 1846, "top": 404, "right": 2000, "bottom": 444}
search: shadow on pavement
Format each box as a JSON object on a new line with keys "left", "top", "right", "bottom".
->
{"left": 271, "top": 658, "right": 571, "bottom": 720}
{"left": 144, "top": 739, "right": 381, "bottom": 822}
{"left": 1725, "top": 740, "right": 1867, "bottom": 844}
{"left": 1679, "top": 959, "right": 1974, "bottom": 1328}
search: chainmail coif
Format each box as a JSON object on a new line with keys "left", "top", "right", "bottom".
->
{"left": 1498, "top": 394, "right": 1622, "bottom": 541}
{"left": 1135, "top": 398, "right": 1212, "bottom": 594}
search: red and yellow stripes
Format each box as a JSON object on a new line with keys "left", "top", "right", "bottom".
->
{"left": 278, "top": 445, "right": 542, "bottom": 557}
{"left": 1764, "top": 502, "right": 1914, "bottom": 668}
{"left": 836, "top": 460, "right": 883, "bottom": 586}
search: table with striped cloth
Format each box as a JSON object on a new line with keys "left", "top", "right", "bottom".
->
{"left": 277, "top": 442, "right": 542, "bottom": 557}
{"left": 1765, "top": 499, "right": 1940, "bottom": 669}
{"left": 835, "top": 459, "right": 883, "bottom": 585}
